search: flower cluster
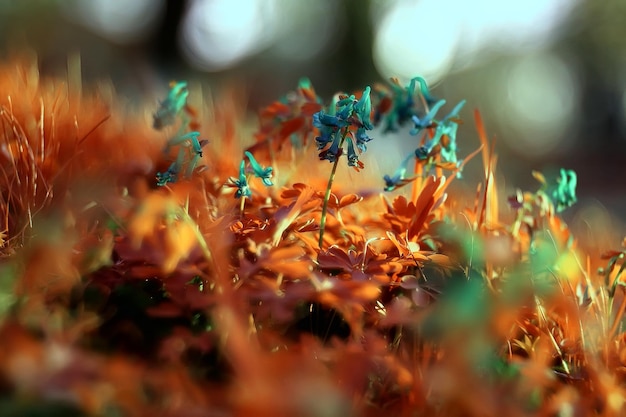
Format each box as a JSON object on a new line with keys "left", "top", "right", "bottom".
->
{"left": 412, "top": 99, "right": 466, "bottom": 164}
{"left": 154, "top": 81, "right": 208, "bottom": 186}
{"left": 372, "top": 76, "right": 440, "bottom": 133}
{"left": 380, "top": 77, "right": 468, "bottom": 191}
{"left": 313, "top": 86, "right": 373, "bottom": 169}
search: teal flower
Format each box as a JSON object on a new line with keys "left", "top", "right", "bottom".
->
{"left": 354, "top": 86, "right": 373, "bottom": 129}
{"left": 410, "top": 99, "right": 446, "bottom": 135}
{"left": 153, "top": 81, "right": 189, "bottom": 130}
{"left": 374, "top": 77, "right": 441, "bottom": 133}
{"left": 551, "top": 169, "right": 577, "bottom": 212}
{"left": 414, "top": 146, "right": 431, "bottom": 160}
{"left": 156, "top": 146, "right": 186, "bottom": 187}
{"left": 229, "top": 159, "right": 251, "bottom": 198}
{"left": 413, "top": 76, "right": 440, "bottom": 107}
{"left": 355, "top": 127, "right": 372, "bottom": 153}
{"left": 346, "top": 135, "right": 360, "bottom": 167}
{"left": 383, "top": 152, "right": 415, "bottom": 191}
{"left": 313, "top": 111, "right": 349, "bottom": 129}
{"left": 164, "top": 131, "right": 203, "bottom": 153}
{"left": 156, "top": 162, "right": 179, "bottom": 186}
{"left": 313, "top": 87, "right": 374, "bottom": 166}
{"left": 185, "top": 139, "right": 209, "bottom": 178}
{"left": 313, "top": 94, "right": 345, "bottom": 152}
{"left": 318, "top": 132, "right": 343, "bottom": 163}
{"left": 335, "top": 94, "right": 356, "bottom": 121}
{"left": 430, "top": 99, "right": 466, "bottom": 164}
{"left": 244, "top": 151, "right": 273, "bottom": 186}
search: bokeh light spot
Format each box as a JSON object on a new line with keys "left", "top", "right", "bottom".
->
{"left": 268, "top": 1, "right": 341, "bottom": 62}
{"left": 373, "top": 0, "right": 461, "bottom": 84}
{"left": 63, "top": 0, "right": 165, "bottom": 44}
{"left": 373, "top": 0, "right": 580, "bottom": 83}
{"left": 500, "top": 52, "right": 580, "bottom": 157}
{"left": 180, "top": 0, "right": 277, "bottom": 71}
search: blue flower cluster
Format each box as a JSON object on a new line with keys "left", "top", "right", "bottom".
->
{"left": 313, "top": 86, "right": 374, "bottom": 168}
{"left": 153, "top": 82, "right": 208, "bottom": 187}
{"left": 378, "top": 76, "right": 467, "bottom": 191}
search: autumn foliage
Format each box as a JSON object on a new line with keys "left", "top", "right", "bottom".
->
{"left": 1, "top": 55, "right": 625, "bottom": 417}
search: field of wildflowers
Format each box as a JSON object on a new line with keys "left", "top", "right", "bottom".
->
{"left": 0, "top": 53, "right": 625, "bottom": 417}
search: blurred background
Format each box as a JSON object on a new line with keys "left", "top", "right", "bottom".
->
{"left": 0, "top": 0, "right": 624, "bottom": 232}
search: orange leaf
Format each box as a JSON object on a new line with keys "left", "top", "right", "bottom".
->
{"left": 278, "top": 117, "right": 305, "bottom": 139}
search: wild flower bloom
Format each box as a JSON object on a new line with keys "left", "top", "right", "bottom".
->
{"left": 413, "top": 76, "right": 440, "bottom": 106}
{"left": 551, "top": 169, "right": 577, "bottom": 212}
{"left": 153, "top": 79, "right": 207, "bottom": 186}
{"left": 157, "top": 132, "right": 208, "bottom": 185}
{"left": 355, "top": 127, "right": 372, "bottom": 153}
{"left": 165, "top": 131, "right": 203, "bottom": 153}
{"left": 345, "top": 136, "right": 361, "bottom": 168}
{"left": 354, "top": 86, "right": 373, "bottom": 129}
{"left": 430, "top": 99, "right": 466, "bottom": 164}
{"left": 318, "top": 132, "right": 343, "bottom": 163}
{"left": 228, "top": 159, "right": 252, "bottom": 198}
{"left": 156, "top": 162, "right": 179, "bottom": 187}
{"left": 313, "top": 94, "right": 342, "bottom": 155}
{"left": 373, "top": 78, "right": 410, "bottom": 132}
{"left": 313, "top": 87, "right": 374, "bottom": 167}
{"left": 313, "top": 109, "right": 349, "bottom": 129}
{"left": 374, "top": 77, "right": 442, "bottom": 132}
{"left": 156, "top": 147, "right": 185, "bottom": 186}
{"left": 411, "top": 99, "right": 466, "bottom": 166}
{"left": 153, "top": 81, "right": 189, "bottom": 130}
{"left": 244, "top": 151, "right": 273, "bottom": 186}
{"left": 383, "top": 152, "right": 415, "bottom": 191}
{"left": 409, "top": 99, "right": 446, "bottom": 136}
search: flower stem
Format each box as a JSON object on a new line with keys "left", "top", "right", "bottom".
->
{"left": 318, "top": 130, "right": 348, "bottom": 250}
{"left": 240, "top": 195, "right": 246, "bottom": 219}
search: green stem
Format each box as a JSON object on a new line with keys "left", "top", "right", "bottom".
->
{"left": 318, "top": 130, "right": 348, "bottom": 250}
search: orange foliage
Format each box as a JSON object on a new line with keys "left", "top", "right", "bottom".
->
{"left": 0, "top": 55, "right": 625, "bottom": 417}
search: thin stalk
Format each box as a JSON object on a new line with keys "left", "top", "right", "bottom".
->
{"left": 239, "top": 195, "right": 246, "bottom": 219}
{"left": 609, "top": 289, "right": 626, "bottom": 340}
{"left": 318, "top": 130, "right": 348, "bottom": 250}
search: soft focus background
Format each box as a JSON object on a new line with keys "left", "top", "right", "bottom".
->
{"left": 0, "top": 0, "right": 624, "bottom": 230}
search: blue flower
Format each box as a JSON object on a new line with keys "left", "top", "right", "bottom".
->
{"left": 551, "top": 169, "right": 577, "bottom": 212}
{"left": 430, "top": 99, "right": 466, "bottom": 164}
{"left": 315, "top": 127, "right": 336, "bottom": 151}
{"left": 335, "top": 97, "right": 355, "bottom": 122}
{"left": 414, "top": 146, "right": 431, "bottom": 160}
{"left": 354, "top": 86, "right": 373, "bottom": 129}
{"left": 383, "top": 152, "right": 415, "bottom": 191}
{"left": 153, "top": 81, "right": 189, "bottom": 130}
{"left": 375, "top": 77, "right": 442, "bottom": 133}
{"left": 244, "top": 151, "right": 273, "bottom": 186}
{"left": 355, "top": 127, "right": 372, "bottom": 153}
{"left": 346, "top": 136, "right": 360, "bottom": 167}
{"left": 230, "top": 159, "right": 252, "bottom": 198}
{"left": 413, "top": 76, "right": 440, "bottom": 107}
{"left": 313, "top": 87, "right": 374, "bottom": 167}
{"left": 186, "top": 139, "right": 209, "bottom": 178}
{"left": 410, "top": 99, "right": 446, "bottom": 135}
{"left": 164, "top": 131, "right": 203, "bottom": 155}
{"left": 156, "top": 146, "right": 186, "bottom": 186}
{"left": 318, "top": 132, "right": 342, "bottom": 163}
{"left": 156, "top": 162, "right": 179, "bottom": 186}
{"left": 313, "top": 110, "right": 348, "bottom": 129}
